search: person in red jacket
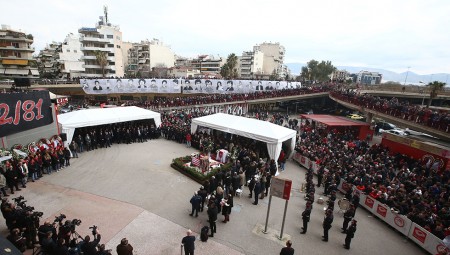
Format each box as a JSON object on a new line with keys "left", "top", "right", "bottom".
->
{"left": 278, "top": 150, "right": 286, "bottom": 171}
{"left": 186, "top": 133, "right": 192, "bottom": 148}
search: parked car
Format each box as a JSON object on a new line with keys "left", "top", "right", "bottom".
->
{"left": 376, "top": 122, "right": 397, "bottom": 131}
{"left": 385, "top": 129, "right": 408, "bottom": 136}
{"left": 347, "top": 113, "right": 364, "bottom": 120}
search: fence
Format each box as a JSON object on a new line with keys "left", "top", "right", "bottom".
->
{"left": 293, "top": 152, "right": 449, "bottom": 255}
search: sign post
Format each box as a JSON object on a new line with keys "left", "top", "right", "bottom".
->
{"left": 263, "top": 177, "right": 292, "bottom": 239}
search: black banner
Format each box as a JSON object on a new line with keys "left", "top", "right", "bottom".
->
{"left": 0, "top": 91, "right": 53, "bottom": 137}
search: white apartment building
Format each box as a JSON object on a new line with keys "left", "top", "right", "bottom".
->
{"left": 59, "top": 33, "right": 84, "bottom": 79}
{"left": 79, "top": 15, "right": 124, "bottom": 77}
{"left": 149, "top": 39, "right": 175, "bottom": 69}
{"left": 357, "top": 70, "right": 382, "bottom": 85}
{"left": 254, "top": 42, "right": 285, "bottom": 78}
{"left": 126, "top": 39, "right": 175, "bottom": 77}
{"left": 239, "top": 50, "right": 264, "bottom": 79}
{"left": 0, "top": 24, "right": 39, "bottom": 79}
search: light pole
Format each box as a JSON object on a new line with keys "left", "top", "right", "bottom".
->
{"left": 403, "top": 66, "right": 410, "bottom": 85}
{"left": 419, "top": 81, "right": 426, "bottom": 106}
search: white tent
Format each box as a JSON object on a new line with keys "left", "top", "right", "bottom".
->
{"left": 191, "top": 113, "right": 296, "bottom": 161}
{"left": 58, "top": 106, "right": 161, "bottom": 145}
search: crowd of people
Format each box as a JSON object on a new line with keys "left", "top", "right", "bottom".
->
{"left": 114, "top": 86, "right": 330, "bottom": 109}
{"left": 331, "top": 90, "right": 450, "bottom": 133}
{"left": 295, "top": 121, "right": 450, "bottom": 239}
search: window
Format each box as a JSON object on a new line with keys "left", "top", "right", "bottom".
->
{"left": 66, "top": 49, "right": 70, "bottom": 52}
{"left": 74, "top": 50, "right": 77, "bottom": 53}
{"left": 107, "top": 35, "right": 113, "bottom": 39}
{"left": 108, "top": 52, "right": 115, "bottom": 56}
{"left": 116, "top": 36, "right": 121, "bottom": 40}
{"left": 107, "top": 44, "right": 114, "bottom": 48}
{"left": 116, "top": 45, "right": 121, "bottom": 48}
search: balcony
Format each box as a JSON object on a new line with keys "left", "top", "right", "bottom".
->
{"left": 80, "top": 46, "right": 112, "bottom": 52}
{"left": 0, "top": 35, "right": 33, "bottom": 43}
{"left": 80, "top": 36, "right": 111, "bottom": 43}
{"left": 0, "top": 46, "right": 34, "bottom": 52}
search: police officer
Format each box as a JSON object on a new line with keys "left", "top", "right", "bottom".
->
{"left": 344, "top": 220, "right": 357, "bottom": 249}
{"left": 341, "top": 205, "right": 355, "bottom": 233}
{"left": 300, "top": 203, "right": 312, "bottom": 234}
{"left": 322, "top": 209, "right": 333, "bottom": 242}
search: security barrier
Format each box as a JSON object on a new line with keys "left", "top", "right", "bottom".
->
{"left": 293, "top": 152, "right": 449, "bottom": 254}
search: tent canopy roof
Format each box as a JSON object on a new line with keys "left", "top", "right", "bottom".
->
{"left": 191, "top": 113, "right": 296, "bottom": 144}
{"left": 58, "top": 106, "right": 161, "bottom": 129}
{"left": 300, "top": 114, "right": 370, "bottom": 127}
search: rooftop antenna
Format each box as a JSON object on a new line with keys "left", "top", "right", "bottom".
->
{"left": 104, "top": 5, "right": 108, "bottom": 24}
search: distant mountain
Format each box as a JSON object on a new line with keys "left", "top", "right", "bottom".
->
{"left": 286, "top": 63, "right": 449, "bottom": 85}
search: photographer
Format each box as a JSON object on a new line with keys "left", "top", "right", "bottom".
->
{"left": 97, "top": 244, "right": 112, "bottom": 255}
{"left": 38, "top": 221, "right": 57, "bottom": 244}
{"left": 7, "top": 228, "right": 27, "bottom": 252}
{"left": 54, "top": 237, "right": 69, "bottom": 255}
{"left": 41, "top": 231, "right": 56, "bottom": 255}
{"left": 80, "top": 227, "right": 101, "bottom": 255}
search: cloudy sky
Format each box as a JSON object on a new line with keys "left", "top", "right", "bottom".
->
{"left": 2, "top": 0, "right": 449, "bottom": 74}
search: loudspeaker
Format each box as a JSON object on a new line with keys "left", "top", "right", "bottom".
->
{"left": 13, "top": 78, "right": 31, "bottom": 87}
{"left": 60, "top": 133, "right": 67, "bottom": 142}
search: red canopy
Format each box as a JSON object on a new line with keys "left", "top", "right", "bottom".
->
{"left": 299, "top": 114, "right": 370, "bottom": 127}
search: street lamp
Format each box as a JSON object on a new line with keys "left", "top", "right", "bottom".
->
{"left": 403, "top": 66, "right": 410, "bottom": 85}
{"left": 419, "top": 81, "right": 426, "bottom": 106}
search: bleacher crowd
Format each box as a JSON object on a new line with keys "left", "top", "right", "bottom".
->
{"left": 295, "top": 121, "right": 450, "bottom": 239}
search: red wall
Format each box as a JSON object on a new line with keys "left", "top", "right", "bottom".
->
{"left": 381, "top": 138, "right": 450, "bottom": 171}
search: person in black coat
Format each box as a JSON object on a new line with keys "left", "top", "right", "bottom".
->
{"left": 344, "top": 220, "right": 357, "bottom": 249}
{"left": 80, "top": 232, "right": 101, "bottom": 255}
{"left": 301, "top": 203, "right": 312, "bottom": 234}
{"left": 181, "top": 229, "right": 196, "bottom": 255}
{"left": 207, "top": 203, "right": 218, "bottom": 237}
{"left": 322, "top": 209, "right": 333, "bottom": 242}
{"left": 253, "top": 180, "right": 261, "bottom": 205}
{"left": 341, "top": 205, "right": 355, "bottom": 233}
{"left": 189, "top": 192, "right": 201, "bottom": 217}
{"left": 198, "top": 187, "right": 208, "bottom": 212}
{"left": 4, "top": 165, "right": 20, "bottom": 194}
{"left": 280, "top": 240, "right": 294, "bottom": 255}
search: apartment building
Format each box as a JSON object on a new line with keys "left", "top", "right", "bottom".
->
{"left": 239, "top": 50, "right": 264, "bottom": 79}
{"left": 36, "top": 42, "right": 61, "bottom": 78}
{"left": 0, "top": 24, "right": 39, "bottom": 79}
{"left": 254, "top": 42, "right": 285, "bottom": 78}
{"left": 126, "top": 39, "right": 175, "bottom": 77}
{"left": 78, "top": 15, "right": 124, "bottom": 77}
{"left": 59, "top": 33, "right": 84, "bottom": 79}
{"left": 357, "top": 70, "right": 382, "bottom": 85}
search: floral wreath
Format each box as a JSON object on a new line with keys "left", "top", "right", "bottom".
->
{"left": 28, "top": 142, "right": 40, "bottom": 154}
{"left": 11, "top": 144, "right": 28, "bottom": 159}
{"left": 0, "top": 148, "right": 11, "bottom": 158}
{"left": 50, "top": 135, "right": 62, "bottom": 148}
{"left": 39, "top": 138, "right": 52, "bottom": 151}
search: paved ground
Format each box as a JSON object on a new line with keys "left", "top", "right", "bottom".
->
{"left": 1, "top": 138, "right": 427, "bottom": 255}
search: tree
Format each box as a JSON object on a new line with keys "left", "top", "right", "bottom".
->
{"left": 95, "top": 50, "right": 108, "bottom": 78}
{"left": 300, "top": 59, "right": 336, "bottom": 82}
{"left": 426, "top": 81, "right": 446, "bottom": 108}
{"left": 220, "top": 53, "right": 238, "bottom": 79}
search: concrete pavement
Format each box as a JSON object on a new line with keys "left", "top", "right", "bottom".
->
{"left": 2, "top": 138, "right": 426, "bottom": 254}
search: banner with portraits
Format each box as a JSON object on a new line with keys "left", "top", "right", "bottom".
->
{"left": 81, "top": 79, "right": 302, "bottom": 95}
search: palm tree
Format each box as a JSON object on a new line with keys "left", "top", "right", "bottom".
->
{"left": 226, "top": 53, "right": 238, "bottom": 79}
{"left": 94, "top": 50, "right": 108, "bottom": 78}
{"left": 426, "top": 81, "right": 446, "bottom": 108}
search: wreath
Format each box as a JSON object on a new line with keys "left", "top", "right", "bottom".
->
{"left": 28, "top": 142, "right": 40, "bottom": 155}
{"left": 0, "top": 148, "right": 11, "bottom": 158}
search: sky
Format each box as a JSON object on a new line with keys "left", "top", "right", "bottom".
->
{"left": 2, "top": 0, "right": 450, "bottom": 75}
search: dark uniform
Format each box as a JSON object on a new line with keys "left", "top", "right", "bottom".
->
{"left": 344, "top": 220, "right": 357, "bottom": 249}
{"left": 322, "top": 210, "right": 333, "bottom": 242}
{"left": 342, "top": 206, "right": 355, "bottom": 233}
{"left": 207, "top": 203, "right": 218, "bottom": 237}
{"left": 301, "top": 204, "right": 312, "bottom": 234}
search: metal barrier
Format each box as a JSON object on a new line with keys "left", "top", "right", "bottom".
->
{"left": 293, "top": 152, "right": 449, "bottom": 254}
